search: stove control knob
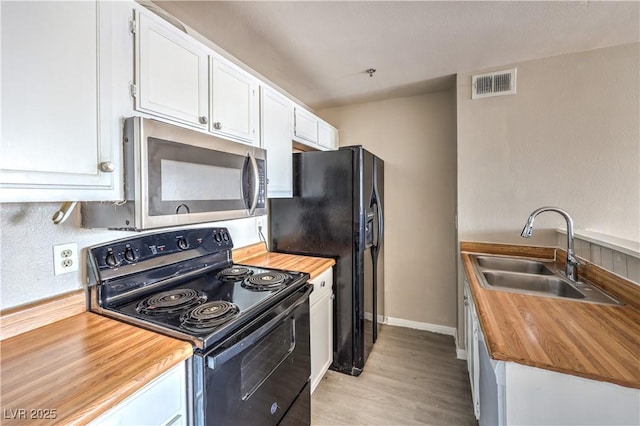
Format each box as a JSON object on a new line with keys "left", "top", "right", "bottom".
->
{"left": 177, "top": 238, "right": 189, "bottom": 250}
{"left": 222, "top": 232, "right": 229, "bottom": 242}
{"left": 105, "top": 252, "right": 118, "bottom": 267}
{"left": 124, "top": 248, "right": 136, "bottom": 262}
{"left": 214, "top": 233, "right": 222, "bottom": 243}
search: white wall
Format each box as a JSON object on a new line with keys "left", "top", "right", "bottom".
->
{"left": 457, "top": 43, "right": 639, "bottom": 246}
{"left": 0, "top": 202, "right": 263, "bottom": 310}
{"left": 319, "top": 89, "right": 458, "bottom": 329}
{"left": 456, "top": 42, "right": 640, "bottom": 343}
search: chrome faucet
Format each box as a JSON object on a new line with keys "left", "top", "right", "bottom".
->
{"left": 520, "top": 206, "right": 580, "bottom": 282}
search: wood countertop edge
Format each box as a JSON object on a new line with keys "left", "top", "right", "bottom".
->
{"left": 66, "top": 340, "right": 193, "bottom": 425}
{"left": 66, "top": 352, "right": 193, "bottom": 424}
{"left": 1, "top": 312, "right": 193, "bottom": 425}
{"left": 0, "top": 290, "right": 86, "bottom": 340}
{"left": 233, "top": 243, "right": 335, "bottom": 280}
{"left": 232, "top": 242, "right": 270, "bottom": 263}
{"left": 460, "top": 248, "right": 640, "bottom": 390}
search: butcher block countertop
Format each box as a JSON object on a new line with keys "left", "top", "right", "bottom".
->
{"left": 233, "top": 242, "right": 335, "bottom": 279}
{"left": 0, "top": 309, "right": 192, "bottom": 425}
{"left": 461, "top": 241, "right": 640, "bottom": 389}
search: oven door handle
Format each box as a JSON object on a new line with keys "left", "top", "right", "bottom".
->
{"left": 206, "top": 285, "right": 312, "bottom": 370}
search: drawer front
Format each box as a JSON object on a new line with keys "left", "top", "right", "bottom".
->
{"left": 309, "top": 267, "right": 333, "bottom": 306}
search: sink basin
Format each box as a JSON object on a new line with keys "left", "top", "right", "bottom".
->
{"left": 482, "top": 271, "right": 585, "bottom": 299}
{"left": 476, "top": 256, "right": 554, "bottom": 275}
{"left": 470, "top": 254, "right": 622, "bottom": 305}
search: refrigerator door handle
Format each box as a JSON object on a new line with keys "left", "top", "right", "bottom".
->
{"left": 371, "top": 161, "right": 383, "bottom": 343}
{"left": 372, "top": 168, "right": 383, "bottom": 251}
{"left": 375, "top": 197, "right": 384, "bottom": 250}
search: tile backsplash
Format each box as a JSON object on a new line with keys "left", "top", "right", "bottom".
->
{"left": 558, "top": 230, "right": 640, "bottom": 284}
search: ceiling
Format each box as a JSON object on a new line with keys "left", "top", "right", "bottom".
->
{"left": 151, "top": 1, "right": 639, "bottom": 110}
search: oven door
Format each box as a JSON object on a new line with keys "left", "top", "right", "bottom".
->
{"left": 194, "top": 285, "right": 311, "bottom": 426}
{"left": 134, "top": 117, "right": 267, "bottom": 229}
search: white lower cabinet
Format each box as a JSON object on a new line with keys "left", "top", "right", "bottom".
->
{"left": 465, "top": 283, "right": 640, "bottom": 426}
{"left": 309, "top": 267, "right": 333, "bottom": 394}
{"left": 89, "top": 361, "right": 187, "bottom": 426}
{"left": 463, "top": 282, "right": 480, "bottom": 419}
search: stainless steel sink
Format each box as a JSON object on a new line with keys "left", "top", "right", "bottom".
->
{"left": 482, "top": 271, "right": 585, "bottom": 299}
{"left": 476, "top": 256, "right": 554, "bottom": 275}
{"left": 470, "top": 254, "right": 622, "bottom": 305}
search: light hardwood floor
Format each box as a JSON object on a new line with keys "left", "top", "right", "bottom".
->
{"left": 311, "top": 325, "right": 477, "bottom": 426}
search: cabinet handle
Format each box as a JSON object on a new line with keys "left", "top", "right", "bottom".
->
{"left": 213, "top": 121, "right": 222, "bottom": 130}
{"left": 199, "top": 116, "right": 208, "bottom": 125}
{"left": 165, "top": 414, "right": 183, "bottom": 426}
{"left": 99, "top": 161, "right": 115, "bottom": 173}
{"left": 320, "top": 280, "right": 326, "bottom": 287}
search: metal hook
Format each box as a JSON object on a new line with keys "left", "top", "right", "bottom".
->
{"left": 52, "top": 201, "right": 78, "bottom": 224}
{"left": 366, "top": 68, "right": 376, "bottom": 77}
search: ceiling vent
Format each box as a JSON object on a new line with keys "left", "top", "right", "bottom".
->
{"left": 472, "top": 68, "right": 517, "bottom": 99}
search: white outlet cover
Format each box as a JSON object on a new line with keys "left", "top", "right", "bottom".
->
{"left": 53, "top": 242, "right": 79, "bottom": 275}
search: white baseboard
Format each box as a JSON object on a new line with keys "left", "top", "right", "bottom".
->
{"left": 457, "top": 349, "right": 467, "bottom": 360}
{"left": 364, "top": 312, "right": 385, "bottom": 323}
{"left": 383, "top": 316, "right": 457, "bottom": 336}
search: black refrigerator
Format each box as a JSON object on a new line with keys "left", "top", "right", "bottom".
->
{"left": 269, "top": 146, "right": 384, "bottom": 376}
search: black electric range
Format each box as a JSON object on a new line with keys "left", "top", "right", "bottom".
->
{"left": 87, "top": 227, "right": 312, "bottom": 426}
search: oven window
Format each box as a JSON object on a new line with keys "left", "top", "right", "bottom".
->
{"left": 241, "top": 318, "right": 295, "bottom": 400}
{"left": 161, "top": 159, "right": 242, "bottom": 201}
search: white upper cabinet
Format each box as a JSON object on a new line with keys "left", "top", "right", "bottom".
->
{"left": 318, "top": 120, "right": 339, "bottom": 150}
{"left": 135, "top": 10, "right": 209, "bottom": 128}
{"left": 293, "top": 107, "right": 319, "bottom": 145}
{"left": 293, "top": 107, "right": 338, "bottom": 151}
{"left": 210, "top": 56, "right": 259, "bottom": 145}
{"left": 260, "top": 87, "right": 294, "bottom": 198}
{"left": 0, "top": 0, "right": 123, "bottom": 202}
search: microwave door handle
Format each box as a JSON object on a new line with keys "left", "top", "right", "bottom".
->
{"left": 247, "top": 151, "right": 260, "bottom": 216}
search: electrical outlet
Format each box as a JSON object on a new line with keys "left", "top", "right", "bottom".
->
{"left": 53, "top": 243, "right": 78, "bottom": 276}
{"left": 256, "top": 217, "right": 264, "bottom": 235}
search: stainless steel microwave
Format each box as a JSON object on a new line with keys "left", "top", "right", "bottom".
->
{"left": 82, "top": 117, "right": 266, "bottom": 230}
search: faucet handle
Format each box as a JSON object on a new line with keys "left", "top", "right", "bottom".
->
{"left": 567, "top": 254, "right": 581, "bottom": 266}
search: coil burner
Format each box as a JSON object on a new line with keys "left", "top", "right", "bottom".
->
{"left": 137, "top": 289, "right": 206, "bottom": 315}
{"left": 242, "top": 272, "right": 290, "bottom": 291}
{"left": 180, "top": 301, "right": 240, "bottom": 333}
{"left": 216, "top": 266, "right": 254, "bottom": 282}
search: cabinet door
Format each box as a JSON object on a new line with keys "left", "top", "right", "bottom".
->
{"left": 210, "top": 57, "right": 259, "bottom": 144}
{"left": 89, "top": 361, "right": 187, "bottom": 426}
{"left": 261, "top": 87, "right": 293, "bottom": 198}
{"left": 136, "top": 11, "right": 208, "bottom": 128}
{"left": 310, "top": 268, "right": 334, "bottom": 394}
{"left": 0, "top": 1, "right": 120, "bottom": 202}
{"left": 294, "top": 107, "right": 319, "bottom": 144}
{"left": 465, "top": 283, "right": 481, "bottom": 419}
{"left": 318, "top": 120, "right": 338, "bottom": 150}
{"left": 310, "top": 290, "right": 333, "bottom": 394}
